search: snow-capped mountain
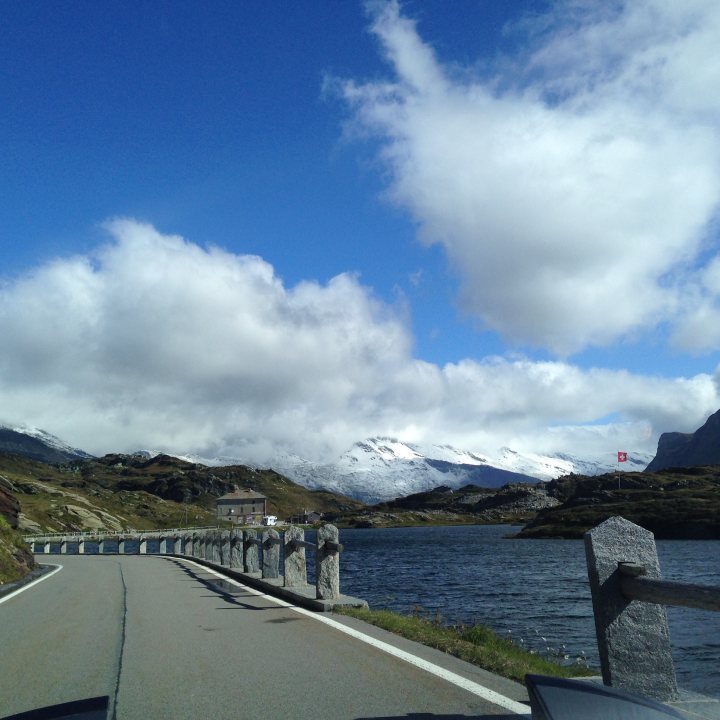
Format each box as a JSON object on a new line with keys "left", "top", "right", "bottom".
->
{"left": 269, "top": 437, "right": 654, "bottom": 504}
{"left": 1, "top": 423, "right": 654, "bottom": 505}
{"left": 0, "top": 423, "right": 94, "bottom": 464}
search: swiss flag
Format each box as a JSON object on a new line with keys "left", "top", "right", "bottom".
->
{"left": 617, "top": 451, "right": 628, "bottom": 462}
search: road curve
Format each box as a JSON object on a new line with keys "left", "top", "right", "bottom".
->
{"left": 0, "top": 555, "right": 530, "bottom": 719}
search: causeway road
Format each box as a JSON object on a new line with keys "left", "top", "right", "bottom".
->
{"left": 0, "top": 555, "right": 530, "bottom": 719}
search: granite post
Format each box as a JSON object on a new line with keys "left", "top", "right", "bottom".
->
{"left": 230, "top": 532, "right": 243, "bottom": 569}
{"left": 243, "top": 529, "right": 259, "bottom": 574}
{"left": 213, "top": 532, "right": 222, "bottom": 564}
{"left": 262, "top": 529, "right": 280, "bottom": 579}
{"left": 584, "top": 516, "right": 678, "bottom": 701}
{"left": 283, "top": 526, "right": 307, "bottom": 587}
{"left": 316, "top": 524, "right": 340, "bottom": 600}
{"left": 220, "top": 531, "right": 231, "bottom": 566}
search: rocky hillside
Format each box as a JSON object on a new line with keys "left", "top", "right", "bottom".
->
{"left": 0, "top": 481, "right": 35, "bottom": 584}
{"left": 1, "top": 451, "right": 364, "bottom": 535}
{"left": 646, "top": 409, "right": 720, "bottom": 471}
{"left": 516, "top": 466, "right": 720, "bottom": 539}
{"left": 330, "top": 482, "right": 559, "bottom": 528}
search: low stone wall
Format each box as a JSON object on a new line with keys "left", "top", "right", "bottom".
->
{"left": 26, "top": 525, "right": 368, "bottom": 611}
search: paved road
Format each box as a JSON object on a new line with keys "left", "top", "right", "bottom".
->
{"left": 0, "top": 556, "right": 530, "bottom": 719}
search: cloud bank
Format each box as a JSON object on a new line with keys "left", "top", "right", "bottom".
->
{"left": 337, "top": 0, "right": 720, "bottom": 354}
{"left": 1, "top": 221, "right": 717, "bottom": 463}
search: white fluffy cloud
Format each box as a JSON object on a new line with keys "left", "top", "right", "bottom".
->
{"left": 338, "top": 0, "right": 720, "bottom": 354}
{"left": 0, "top": 220, "right": 718, "bottom": 463}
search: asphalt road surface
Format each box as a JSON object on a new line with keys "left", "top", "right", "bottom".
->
{"left": 0, "top": 555, "right": 530, "bottom": 719}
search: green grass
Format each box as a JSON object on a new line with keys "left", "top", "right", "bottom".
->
{"left": 334, "top": 606, "right": 595, "bottom": 683}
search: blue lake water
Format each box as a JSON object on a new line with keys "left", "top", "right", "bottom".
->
{"left": 336, "top": 524, "right": 720, "bottom": 698}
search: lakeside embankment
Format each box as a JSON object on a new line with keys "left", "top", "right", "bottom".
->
{"left": 334, "top": 606, "right": 594, "bottom": 683}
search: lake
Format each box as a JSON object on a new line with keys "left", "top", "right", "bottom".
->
{"left": 336, "top": 524, "right": 720, "bottom": 698}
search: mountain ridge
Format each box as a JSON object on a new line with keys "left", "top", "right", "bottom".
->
{"left": 646, "top": 409, "right": 720, "bottom": 471}
{"left": 1, "top": 424, "right": 653, "bottom": 504}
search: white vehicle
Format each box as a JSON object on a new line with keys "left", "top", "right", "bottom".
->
{"left": 262, "top": 515, "right": 277, "bottom": 526}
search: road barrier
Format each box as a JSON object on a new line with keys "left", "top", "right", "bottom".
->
{"left": 24, "top": 524, "right": 365, "bottom": 612}
{"left": 584, "top": 515, "right": 720, "bottom": 701}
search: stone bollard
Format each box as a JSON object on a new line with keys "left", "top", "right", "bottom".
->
{"left": 243, "top": 529, "right": 260, "bottom": 574}
{"left": 78, "top": 540, "right": 86, "bottom": 555}
{"left": 262, "top": 529, "right": 280, "bottom": 579}
{"left": 284, "top": 527, "right": 308, "bottom": 587}
{"left": 316, "top": 524, "right": 341, "bottom": 600}
{"left": 139, "top": 539, "right": 147, "bottom": 555}
{"left": 60, "top": 541, "right": 68, "bottom": 555}
{"left": 220, "top": 531, "right": 231, "bottom": 566}
{"left": 584, "top": 516, "right": 678, "bottom": 701}
{"left": 230, "top": 532, "right": 243, "bottom": 569}
{"left": 118, "top": 539, "right": 126, "bottom": 554}
{"left": 204, "top": 532, "right": 213, "bottom": 562}
{"left": 159, "top": 536, "right": 170, "bottom": 554}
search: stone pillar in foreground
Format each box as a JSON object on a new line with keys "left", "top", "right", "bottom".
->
{"left": 220, "top": 531, "right": 232, "bottom": 566}
{"left": 585, "top": 516, "right": 678, "bottom": 701}
{"left": 284, "top": 526, "right": 307, "bottom": 587}
{"left": 262, "top": 529, "right": 280, "bottom": 579}
{"left": 316, "top": 524, "right": 340, "bottom": 600}
{"left": 212, "top": 532, "right": 222, "bottom": 564}
{"left": 230, "top": 532, "right": 243, "bottom": 569}
{"left": 243, "top": 529, "right": 259, "bottom": 574}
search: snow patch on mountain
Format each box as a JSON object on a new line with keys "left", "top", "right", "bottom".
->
{"left": 270, "top": 438, "right": 655, "bottom": 503}
{"left": 169, "top": 436, "right": 654, "bottom": 504}
{"left": 1, "top": 423, "right": 94, "bottom": 460}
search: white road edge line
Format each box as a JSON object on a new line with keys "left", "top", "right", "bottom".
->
{"left": 178, "top": 558, "right": 531, "bottom": 716}
{"left": 0, "top": 563, "right": 63, "bottom": 605}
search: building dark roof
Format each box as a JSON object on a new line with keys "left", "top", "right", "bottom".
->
{"left": 217, "top": 487, "right": 266, "bottom": 502}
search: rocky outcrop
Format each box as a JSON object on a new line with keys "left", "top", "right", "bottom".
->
{"left": 0, "top": 485, "right": 35, "bottom": 584}
{"left": 0, "top": 486, "right": 20, "bottom": 529}
{"left": 465, "top": 483, "right": 560, "bottom": 516}
{"left": 646, "top": 409, "right": 720, "bottom": 471}
{"left": 516, "top": 466, "right": 720, "bottom": 539}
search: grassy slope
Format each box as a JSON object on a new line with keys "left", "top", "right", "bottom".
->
{"left": 0, "top": 515, "right": 35, "bottom": 584}
{"left": 0, "top": 452, "right": 364, "bottom": 534}
{"left": 335, "top": 607, "right": 594, "bottom": 683}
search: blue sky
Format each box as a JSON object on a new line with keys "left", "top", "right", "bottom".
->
{"left": 1, "top": 0, "right": 720, "bottom": 463}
